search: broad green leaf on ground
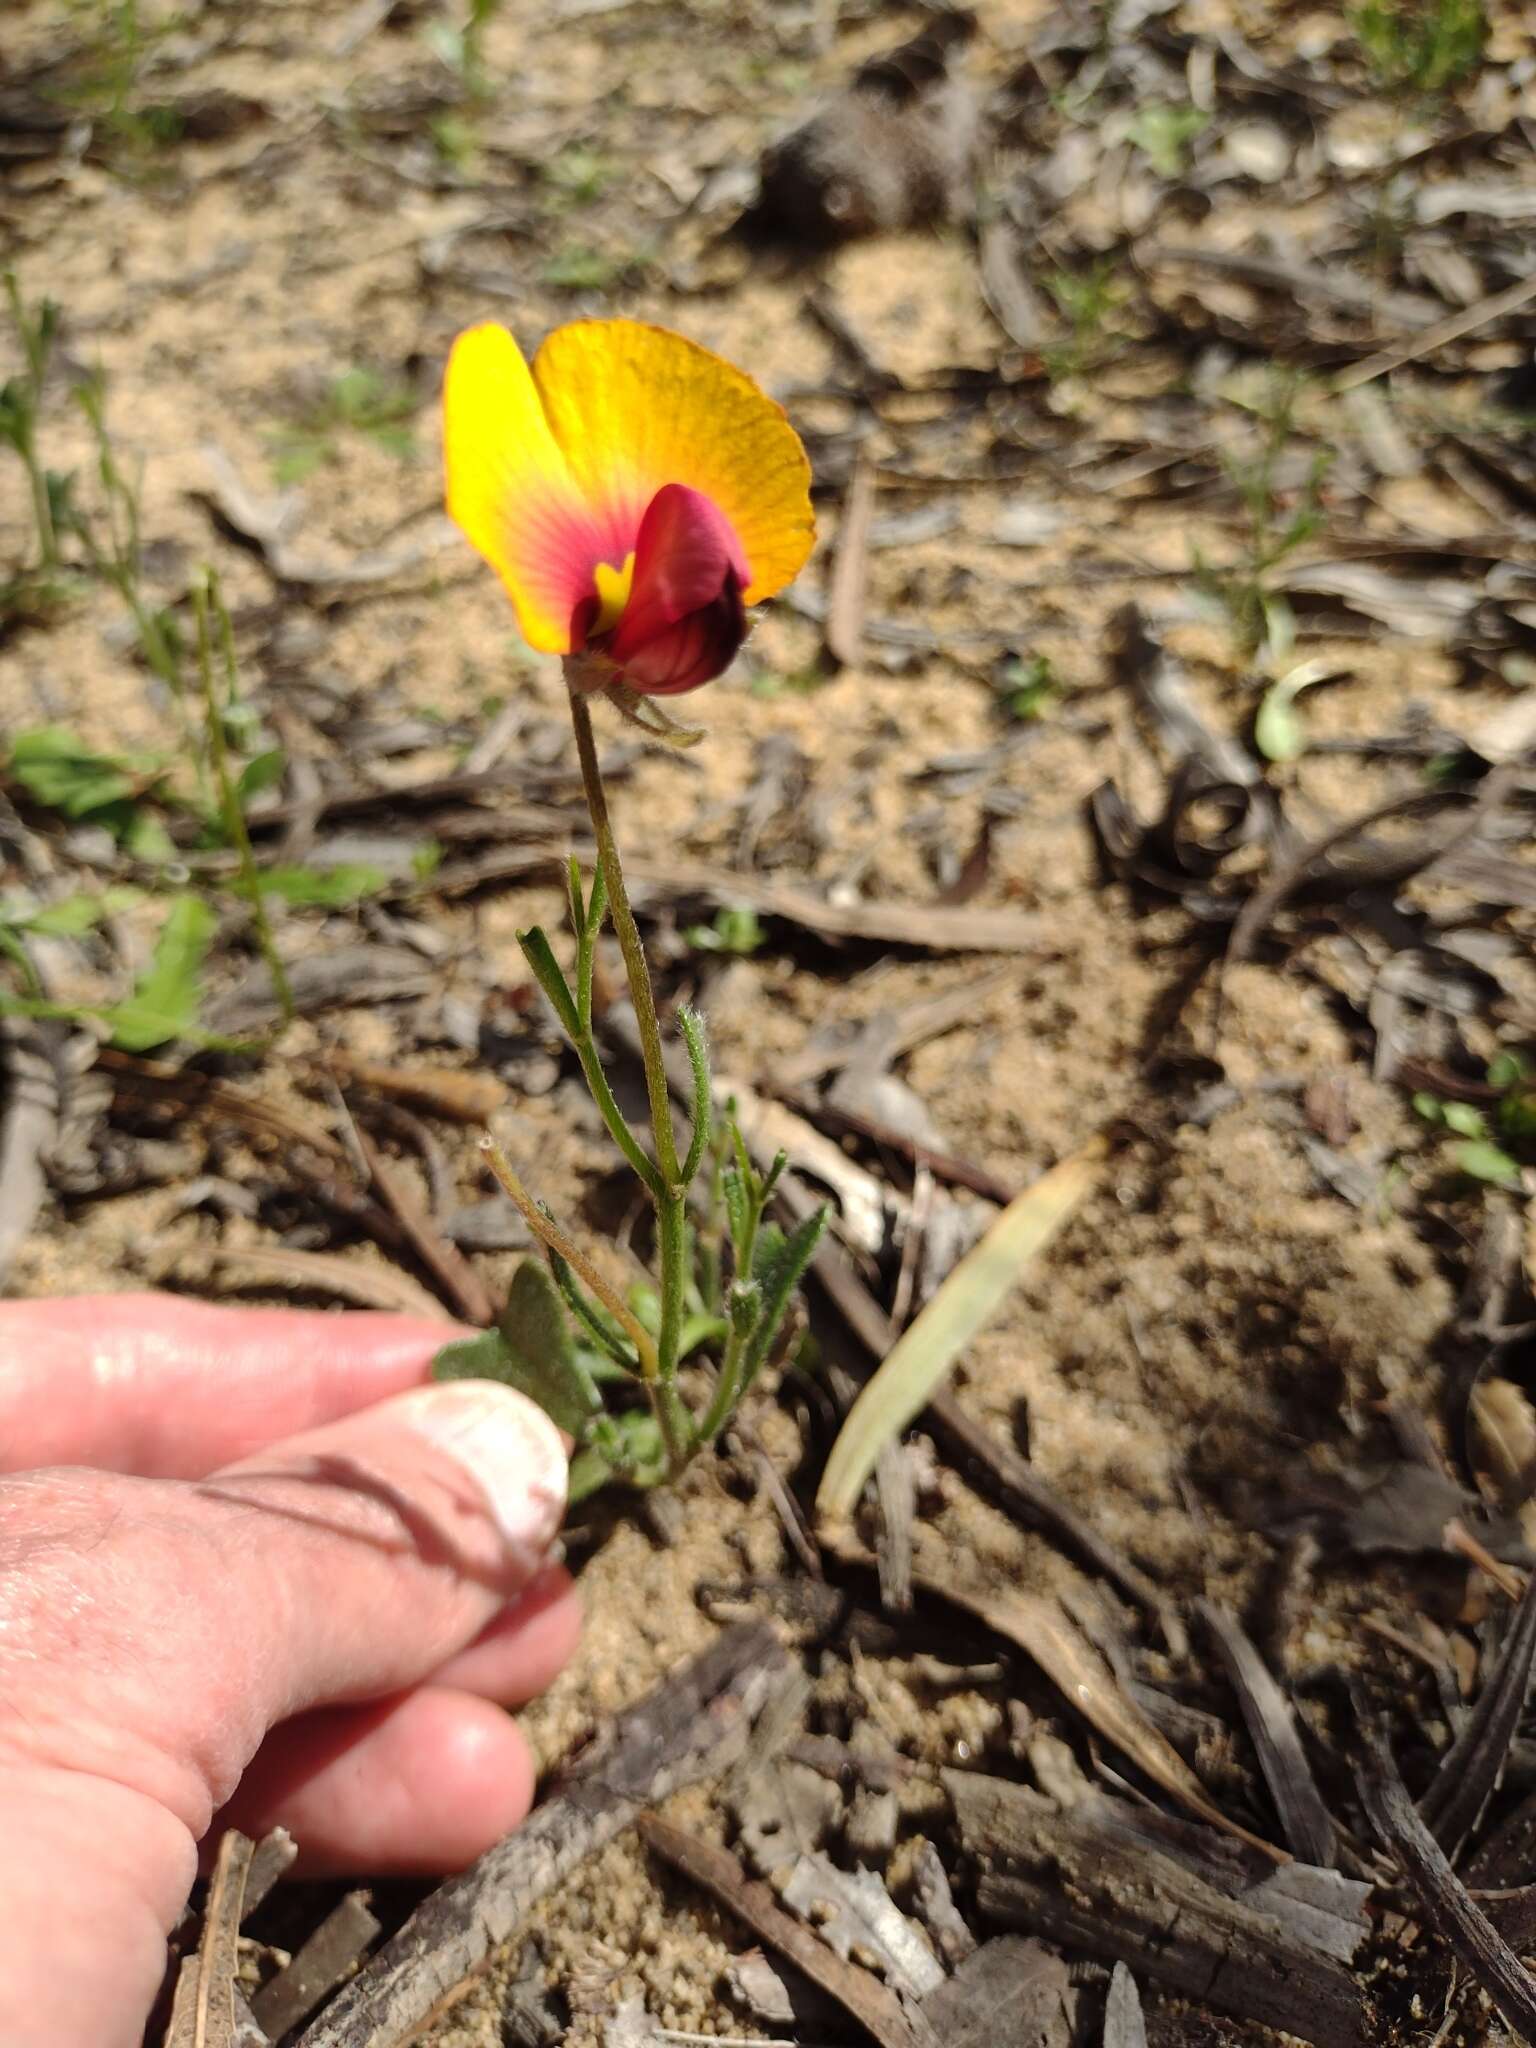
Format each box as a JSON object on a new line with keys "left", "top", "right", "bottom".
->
{"left": 8, "top": 726, "right": 163, "bottom": 818}
{"left": 433, "top": 1258, "right": 605, "bottom": 1439}
{"left": 254, "top": 863, "right": 389, "bottom": 907}
{"left": 104, "top": 895, "right": 217, "bottom": 1051}
{"left": 816, "top": 1136, "right": 1109, "bottom": 1522}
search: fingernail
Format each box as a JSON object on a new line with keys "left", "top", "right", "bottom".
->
{"left": 398, "top": 1383, "right": 568, "bottom": 1571}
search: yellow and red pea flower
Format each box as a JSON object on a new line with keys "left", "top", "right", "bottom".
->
{"left": 444, "top": 319, "right": 815, "bottom": 696}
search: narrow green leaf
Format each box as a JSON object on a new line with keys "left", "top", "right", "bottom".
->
{"left": 518, "top": 925, "right": 580, "bottom": 1038}
{"left": 255, "top": 863, "right": 388, "bottom": 907}
{"left": 739, "top": 1202, "right": 828, "bottom": 1391}
{"left": 550, "top": 1248, "right": 639, "bottom": 1372}
{"left": 105, "top": 895, "right": 216, "bottom": 1051}
{"left": 816, "top": 1137, "right": 1108, "bottom": 1521}
{"left": 677, "top": 1004, "right": 712, "bottom": 1185}
{"left": 1452, "top": 1140, "right": 1521, "bottom": 1188}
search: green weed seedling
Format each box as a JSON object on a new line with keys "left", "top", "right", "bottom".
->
{"left": 424, "top": 0, "right": 504, "bottom": 102}
{"left": 1351, "top": 0, "right": 1487, "bottom": 96}
{"left": 1127, "top": 102, "right": 1209, "bottom": 180}
{"left": 269, "top": 368, "right": 419, "bottom": 485}
{"left": 1193, "top": 372, "right": 1332, "bottom": 660}
{"left": 1043, "top": 259, "right": 1130, "bottom": 383}
{"left": 1414, "top": 1052, "right": 1536, "bottom": 1190}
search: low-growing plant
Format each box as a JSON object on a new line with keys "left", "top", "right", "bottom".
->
{"left": 268, "top": 367, "right": 419, "bottom": 484}
{"left": 1127, "top": 102, "right": 1209, "bottom": 180}
{"left": 424, "top": 0, "right": 504, "bottom": 101}
{"left": 1350, "top": 0, "right": 1487, "bottom": 96}
{"left": 1042, "top": 258, "right": 1130, "bottom": 382}
{"left": 1193, "top": 372, "right": 1332, "bottom": 659}
{"left": 1414, "top": 1052, "right": 1536, "bottom": 1190}
{"left": 431, "top": 317, "right": 826, "bottom": 1492}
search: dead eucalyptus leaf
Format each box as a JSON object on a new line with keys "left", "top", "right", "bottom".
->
{"left": 816, "top": 1137, "right": 1107, "bottom": 1520}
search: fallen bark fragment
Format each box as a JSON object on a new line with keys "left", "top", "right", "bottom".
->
{"left": 1199, "top": 1598, "right": 1336, "bottom": 1866}
{"left": 252, "top": 1892, "right": 382, "bottom": 2039}
{"left": 1358, "top": 1730, "right": 1536, "bottom": 2044}
{"left": 639, "top": 1817, "right": 937, "bottom": 2048}
{"left": 294, "top": 1622, "right": 788, "bottom": 2048}
{"left": 1417, "top": 1565, "right": 1536, "bottom": 1858}
{"left": 919, "top": 1935, "right": 1072, "bottom": 2048}
{"left": 947, "top": 1772, "right": 1368, "bottom": 2048}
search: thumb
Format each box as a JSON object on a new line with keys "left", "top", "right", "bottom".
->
{"left": 0, "top": 1380, "right": 567, "bottom": 2048}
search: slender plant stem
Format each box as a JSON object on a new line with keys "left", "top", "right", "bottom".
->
{"left": 652, "top": 1194, "right": 693, "bottom": 1467}
{"left": 566, "top": 683, "right": 682, "bottom": 1188}
{"left": 193, "top": 576, "right": 294, "bottom": 1030}
{"left": 696, "top": 1325, "right": 747, "bottom": 1446}
{"left": 572, "top": 1033, "right": 665, "bottom": 1200}
{"left": 480, "top": 1135, "right": 659, "bottom": 1377}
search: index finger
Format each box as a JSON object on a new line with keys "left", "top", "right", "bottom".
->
{"left": 0, "top": 1294, "right": 463, "bottom": 1478}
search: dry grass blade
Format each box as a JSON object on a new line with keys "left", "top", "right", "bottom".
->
{"left": 351, "top": 1122, "right": 493, "bottom": 1325}
{"left": 825, "top": 453, "right": 875, "bottom": 669}
{"left": 320, "top": 1055, "right": 507, "bottom": 1125}
{"left": 925, "top": 1559, "right": 1283, "bottom": 1862}
{"left": 816, "top": 1136, "right": 1108, "bottom": 1521}
{"left": 1103, "top": 1963, "right": 1147, "bottom": 2048}
{"left": 1334, "top": 269, "right": 1536, "bottom": 392}
{"left": 1417, "top": 1565, "right": 1536, "bottom": 1856}
{"left": 0, "top": 1019, "right": 61, "bottom": 1288}
{"left": 166, "top": 1830, "right": 254, "bottom": 2048}
{"left": 1199, "top": 1599, "right": 1335, "bottom": 1866}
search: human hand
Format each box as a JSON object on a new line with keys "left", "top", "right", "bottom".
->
{"left": 0, "top": 1293, "right": 576, "bottom": 2048}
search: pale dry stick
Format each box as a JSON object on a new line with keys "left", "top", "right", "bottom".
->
{"left": 1333, "top": 268, "right": 1536, "bottom": 391}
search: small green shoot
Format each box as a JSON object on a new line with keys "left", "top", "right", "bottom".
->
{"left": 1, "top": 272, "right": 65, "bottom": 579}
{"left": 192, "top": 569, "right": 293, "bottom": 1031}
{"left": 540, "top": 243, "right": 628, "bottom": 293}
{"left": 1043, "top": 259, "right": 1129, "bottom": 381}
{"left": 1350, "top": 0, "right": 1487, "bottom": 95}
{"left": 424, "top": 0, "right": 503, "bottom": 100}
{"left": 1193, "top": 372, "right": 1332, "bottom": 656}
{"left": 685, "top": 906, "right": 766, "bottom": 956}
{"left": 1414, "top": 1054, "right": 1534, "bottom": 1190}
{"left": 1128, "top": 103, "right": 1209, "bottom": 179}
{"left": 269, "top": 368, "right": 419, "bottom": 485}
{"left": 542, "top": 146, "right": 613, "bottom": 207}
{"left": 994, "top": 653, "right": 1059, "bottom": 722}
{"left": 1254, "top": 659, "right": 1339, "bottom": 764}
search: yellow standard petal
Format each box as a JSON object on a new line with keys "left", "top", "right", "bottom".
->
{"left": 443, "top": 322, "right": 612, "bottom": 654}
{"left": 530, "top": 321, "right": 815, "bottom": 606}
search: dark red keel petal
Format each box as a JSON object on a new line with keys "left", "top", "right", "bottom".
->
{"left": 617, "top": 573, "right": 746, "bottom": 695}
{"left": 601, "top": 484, "right": 749, "bottom": 693}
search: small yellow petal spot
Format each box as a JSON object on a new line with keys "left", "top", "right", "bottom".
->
{"left": 591, "top": 553, "right": 636, "bottom": 635}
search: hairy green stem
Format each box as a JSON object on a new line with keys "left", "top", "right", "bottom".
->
{"left": 572, "top": 1033, "right": 665, "bottom": 1200}
{"left": 566, "top": 681, "right": 682, "bottom": 1188}
{"left": 696, "top": 1324, "right": 747, "bottom": 1446}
